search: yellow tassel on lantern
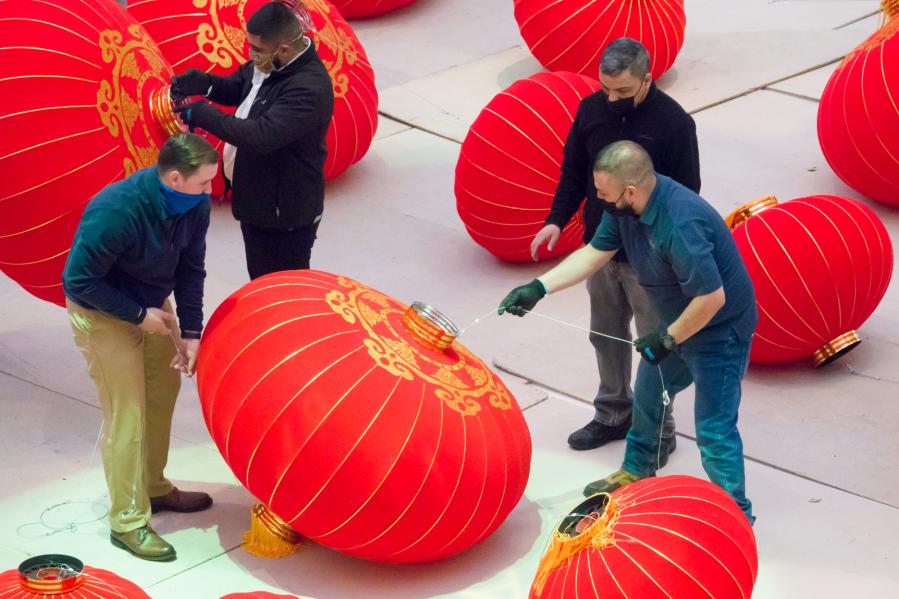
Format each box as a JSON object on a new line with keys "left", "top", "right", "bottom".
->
{"left": 242, "top": 503, "right": 306, "bottom": 558}
{"left": 532, "top": 493, "right": 621, "bottom": 598}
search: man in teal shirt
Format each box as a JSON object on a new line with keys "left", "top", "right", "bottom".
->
{"left": 500, "top": 141, "right": 757, "bottom": 523}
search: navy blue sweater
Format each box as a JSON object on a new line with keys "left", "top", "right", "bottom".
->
{"left": 62, "top": 167, "right": 209, "bottom": 338}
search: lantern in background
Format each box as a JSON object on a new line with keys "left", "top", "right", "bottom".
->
{"left": 513, "top": 0, "right": 686, "bottom": 79}
{"left": 818, "top": 1, "right": 899, "bottom": 205}
{"left": 332, "top": 0, "right": 417, "bottom": 19}
{"left": 129, "top": 0, "right": 379, "bottom": 180}
{"left": 0, "top": 554, "right": 150, "bottom": 598}
{"left": 530, "top": 476, "right": 757, "bottom": 599}
{"left": 454, "top": 72, "right": 598, "bottom": 261}
{"left": 197, "top": 270, "right": 532, "bottom": 563}
{"left": 727, "top": 195, "right": 893, "bottom": 366}
{"left": 0, "top": 0, "right": 181, "bottom": 306}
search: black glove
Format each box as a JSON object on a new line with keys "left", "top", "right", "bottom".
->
{"left": 634, "top": 332, "right": 677, "bottom": 364}
{"left": 498, "top": 279, "right": 546, "bottom": 317}
{"left": 173, "top": 100, "right": 214, "bottom": 128}
{"left": 171, "top": 69, "right": 212, "bottom": 99}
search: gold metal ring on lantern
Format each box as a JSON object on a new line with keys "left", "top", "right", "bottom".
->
{"left": 724, "top": 195, "right": 779, "bottom": 230}
{"left": 813, "top": 331, "right": 861, "bottom": 368}
{"left": 149, "top": 85, "right": 185, "bottom": 137}
{"left": 402, "top": 302, "right": 460, "bottom": 352}
{"left": 252, "top": 503, "right": 303, "bottom": 545}
{"left": 18, "top": 555, "right": 85, "bottom": 594}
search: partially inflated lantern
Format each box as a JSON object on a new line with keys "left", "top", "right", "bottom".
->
{"left": 531, "top": 476, "right": 757, "bottom": 599}
{"left": 197, "top": 270, "right": 532, "bottom": 563}
{"left": 455, "top": 72, "right": 598, "bottom": 261}
{"left": 0, "top": 554, "right": 150, "bottom": 598}
{"left": 514, "top": 0, "right": 686, "bottom": 79}
{"left": 818, "top": 1, "right": 899, "bottom": 205}
{"left": 727, "top": 195, "right": 893, "bottom": 366}
{"left": 129, "top": 0, "right": 378, "bottom": 180}
{"left": 332, "top": 0, "right": 417, "bottom": 19}
{"left": 0, "top": 0, "right": 181, "bottom": 305}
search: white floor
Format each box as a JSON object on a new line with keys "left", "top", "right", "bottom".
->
{"left": 1, "top": 0, "right": 898, "bottom": 597}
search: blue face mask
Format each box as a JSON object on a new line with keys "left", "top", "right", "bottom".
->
{"left": 159, "top": 178, "right": 209, "bottom": 216}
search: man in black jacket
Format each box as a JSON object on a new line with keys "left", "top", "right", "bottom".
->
{"left": 63, "top": 133, "right": 218, "bottom": 561}
{"left": 171, "top": 1, "right": 335, "bottom": 279}
{"left": 530, "top": 38, "right": 700, "bottom": 454}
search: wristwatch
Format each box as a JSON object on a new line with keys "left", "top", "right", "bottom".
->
{"left": 660, "top": 332, "right": 677, "bottom": 351}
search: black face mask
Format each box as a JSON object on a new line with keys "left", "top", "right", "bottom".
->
{"left": 603, "top": 78, "right": 648, "bottom": 116}
{"left": 603, "top": 189, "right": 639, "bottom": 218}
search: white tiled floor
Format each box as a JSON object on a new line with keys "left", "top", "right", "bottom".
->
{"left": 1, "top": 0, "right": 898, "bottom": 597}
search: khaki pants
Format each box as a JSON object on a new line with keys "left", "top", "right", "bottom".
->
{"left": 67, "top": 299, "right": 180, "bottom": 533}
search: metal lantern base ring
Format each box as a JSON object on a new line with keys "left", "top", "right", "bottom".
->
{"left": 814, "top": 330, "right": 862, "bottom": 368}
{"left": 18, "top": 555, "right": 85, "bottom": 594}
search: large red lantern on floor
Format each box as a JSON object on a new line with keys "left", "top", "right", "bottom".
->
{"left": 818, "top": 1, "right": 899, "bottom": 205}
{"left": 454, "top": 71, "right": 598, "bottom": 261}
{"left": 530, "top": 476, "right": 757, "bottom": 599}
{"left": 332, "top": 0, "right": 417, "bottom": 19}
{"left": 128, "top": 0, "right": 379, "bottom": 180}
{"left": 727, "top": 195, "right": 893, "bottom": 366}
{"left": 0, "top": 0, "right": 181, "bottom": 306}
{"left": 513, "top": 0, "right": 686, "bottom": 79}
{"left": 197, "top": 270, "right": 532, "bottom": 563}
{"left": 0, "top": 554, "right": 150, "bottom": 598}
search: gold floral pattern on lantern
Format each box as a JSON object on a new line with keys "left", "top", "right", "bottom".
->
{"left": 325, "top": 278, "right": 512, "bottom": 417}
{"left": 97, "top": 25, "right": 172, "bottom": 174}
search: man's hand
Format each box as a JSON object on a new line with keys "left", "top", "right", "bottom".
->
{"left": 173, "top": 100, "right": 210, "bottom": 127}
{"left": 171, "top": 69, "right": 212, "bottom": 99}
{"left": 140, "top": 308, "right": 176, "bottom": 335}
{"left": 498, "top": 279, "right": 547, "bottom": 316}
{"left": 170, "top": 338, "right": 200, "bottom": 377}
{"left": 530, "top": 224, "right": 561, "bottom": 262}
{"left": 634, "top": 332, "right": 677, "bottom": 364}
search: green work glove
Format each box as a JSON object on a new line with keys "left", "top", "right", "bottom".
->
{"left": 498, "top": 279, "right": 547, "bottom": 317}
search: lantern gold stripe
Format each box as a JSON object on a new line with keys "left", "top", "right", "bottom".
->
{"left": 464, "top": 225, "right": 547, "bottom": 242}
{"left": 862, "top": 46, "right": 899, "bottom": 165}
{"left": 484, "top": 104, "right": 563, "bottom": 167}
{"left": 461, "top": 157, "right": 554, "bottom": 197}
{"left": 153, "top": 29, "right": 201, "bottom": 49}
{"left": 460, "top": 209, "right": 546, "bottom": 228}
{"left": 457, "top": 183, "right": 550, "bottom": 211}
{"left": 0, "top": 247, "right": 69, "bottom": 267}
{"left": 615, "top": 529, "right": 721, "bottom": 598}
{"left": 138, "top": 14, "right": 207, "bottom": 27}
{"left": 0, "top": 127, "right": 107, "bottom": 164}
{"left": 610, "top": 541, "right": 672, "bottom": 597}
{"left": 336, "top": 379, "right": 447, "bottom": 551}
{"left": 1, "top": 147, "right": 117, "bottom": 204}
{"left": 881, "top": 44, "right": 899, "bottom": 116}
{"left": 35, "top": 0, "right": 101, "bottom": 34}
{"left": 0, "top": 104, "right": 97, "bottom": 122}
{"left": 0, "top": 18, "right": 95, "bottom": 46}
{"left": 0, "top": 46, "right": 103, "bottom": 70}
{"left": 840, "top": 55, "right": 892, "bottom": 188}
{"left": 0, "top": 74, "right": 95, "bottom": 84}
{"left": 543, "top": 1, "right": 620, "bottom": 68}
{"left": 573, "top": 0, "right": 629, "bottom": 75}
{"left": 310, "top": 383, "right": 428, "bottom": 539}
{"left": 814, "top": 198, "right": 872, "bottom": 318}
{"left": 503, "top": 87, "right": 567, "bottom": 148}
{"left": 469, "top": 128, "right": 559, "bottom": 186}
{"left": 170, "top": 50, "right": 204, "bottom": 70}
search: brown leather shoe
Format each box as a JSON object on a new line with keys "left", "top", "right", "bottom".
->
{"left": 110, "top": 525, "right": 176, "bottom": 561}
{"left": 150, "top": 487, "right": 213, "bottom": 513}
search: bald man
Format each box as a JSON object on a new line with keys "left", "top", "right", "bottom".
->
{"left": 499, "top": 141, "right": 757, "bottom": 523}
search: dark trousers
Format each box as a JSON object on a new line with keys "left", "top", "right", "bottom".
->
{"left": 240, "top": 221, "right": 319, "bottom": 280}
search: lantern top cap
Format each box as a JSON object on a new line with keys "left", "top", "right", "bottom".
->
{"left": 724, "top": 195, "right": 779, "bottom": 230}
{"left": 402, "top": 303, "right": 459, "bottom": 352}
{"left": 18, "top": 555, "right": 85, "bottom": 594}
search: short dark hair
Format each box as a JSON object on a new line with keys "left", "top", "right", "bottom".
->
{"left": 600, "top": 38, "right": 651, "bottom": 80}
{"left": 157, "top": 133, "right": 219, "bottom": 177}
{"left": 593, "top": 140, "right": 655, "bottom": 186}
{"left": 247, "top": 2, "right": 303, "bottom": 46}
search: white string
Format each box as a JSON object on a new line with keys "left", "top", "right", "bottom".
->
{"left": 457, "top": 308, "right": 502, "bottom": 336}
{"left": 521, "top": 309, "right": 637, "bottom": 346}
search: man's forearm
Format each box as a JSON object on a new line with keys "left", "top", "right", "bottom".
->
{"left": 538, "top": 245, "right": 616, "bottom": 294}
{"left": 667, "top": 287, "right": 725, "bottom": 344}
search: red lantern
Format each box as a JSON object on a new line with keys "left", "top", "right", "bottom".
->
{"left": 331, "top": 0, "right": 417, "bottom": 19}
{"left": 128, "top": 0, "right": 379, "bottom": 180}
{"left": 530, "top": 476, "right": 758, "bottom": 599}
{"left": 221, "top": 594, "right": 299, "bottom": 599}
{"left": 197, "top": 270, "right": 532, "bottom": 563}
{"left": 0, "top": 0, "right": 181, "bottom": 306}
{"left": 513, "top": 0, "right": 686, "bottom": 79}
{"left": 454, "top": 72, "right": 598, "bottom": 261}
{"left": 0, "top": 554, "right": 150, "bottom": 598}
{"left": 727, "top": 195, "right": 893, "bottom": 366}
{"left": 818, "top": 2, "right": 899, "bottom": 205}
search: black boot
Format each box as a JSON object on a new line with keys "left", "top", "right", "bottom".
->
{"left": 567, "top": 418, "right": 631, "bottom": 450}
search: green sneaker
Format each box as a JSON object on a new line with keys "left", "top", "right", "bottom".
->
{"left": 583, "top": 468, "right": 649, "bottom": 497}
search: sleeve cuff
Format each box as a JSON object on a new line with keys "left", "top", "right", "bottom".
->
{"left": 180, "top": 329, "right": 203, "bottom": 340}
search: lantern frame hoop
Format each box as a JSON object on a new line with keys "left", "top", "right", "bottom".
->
{"left": 18, "top": 555, "right": 85, "bottom": 594}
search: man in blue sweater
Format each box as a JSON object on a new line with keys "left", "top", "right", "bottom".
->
{"left": 63, "top": 133, "right": 219, "bottom": 561}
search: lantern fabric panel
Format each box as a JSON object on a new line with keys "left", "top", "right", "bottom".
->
{"left": 455, "top": 71, "right": 599, "bottom": 261}
{"left": 0, "top": 555, "right": 151, "bottom": 598}
{"left": 731, "top": 195, "right": 893, "bottom": 365}
{"left": 0, "top": 0, "right": 178, "bottom": 305}
{"left": 128, "top": 0, "right": 379, "bottom": 180}
{"left": 514, "top": 0, "right": 686, "bottom": 79}
{"left": 531, "top": 476, "right": 757, "bottom": 599}
{"left": 197, "top": 270, "right": 532, "bottom": 563}
{"left": 817, "top": 6, "right": 899, "bottom": 205}
{"left": 332, "top": 0, "right": 417, "bottom": 19}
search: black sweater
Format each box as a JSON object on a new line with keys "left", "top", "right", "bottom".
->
{"left": 62, "top": 167, "right": 209, "bottom": 338}
{"left": 545, "top": 83, "right": 700, "bottom": 245}
{"left": 190, "top": 43, "right": 334, "bottom": 229}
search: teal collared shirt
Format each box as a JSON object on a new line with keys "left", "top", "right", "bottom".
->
{"left": 591, "top": 174, "right": 757, "bottom": 347}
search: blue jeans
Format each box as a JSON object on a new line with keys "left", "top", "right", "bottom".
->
{"left": 622, "top": 329, "right": 754, "bottom": 523}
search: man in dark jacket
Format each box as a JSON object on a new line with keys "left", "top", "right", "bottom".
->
{"left": 529, "top": 38, "right": 700, "bottom": 455}
{"left": 171, "top": 1, "right": 335, "bottom": 279}
{"left": 63, "top": 133, "right": 218, "bottom": 561}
